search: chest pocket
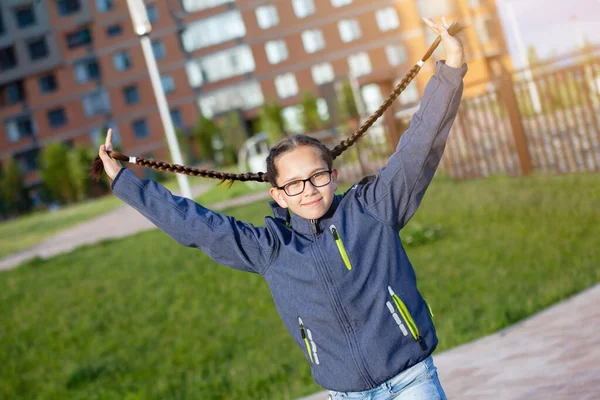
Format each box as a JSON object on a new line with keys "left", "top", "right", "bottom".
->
{"left": 329, "top": 225, "right": 353, "bottom": 271}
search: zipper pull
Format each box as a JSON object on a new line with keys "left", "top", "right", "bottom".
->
{"left": 330, "top": 225, "right": 339, "bottom": 239}
{"left": 311, "top": 219, "right": 318, "bottom": 234}
{"left": 298, "top": 317, "right": 306, "bottom": 338}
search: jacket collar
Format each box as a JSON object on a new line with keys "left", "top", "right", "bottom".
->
{"left": 269, "top": 196, "right": 341, "bottom": 235}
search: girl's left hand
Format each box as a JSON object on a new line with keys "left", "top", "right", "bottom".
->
{"left": 423, "top": 17, "right": 465, "bottom": 68}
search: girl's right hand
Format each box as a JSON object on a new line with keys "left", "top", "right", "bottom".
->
{"left": 422, "top": 17, "right": 465, "bottom": 68}
{"left": 98, "top": 129, "right": 122, "bottom": 181}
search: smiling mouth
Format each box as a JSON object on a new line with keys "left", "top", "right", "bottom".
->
{"left": 302, "top": 198, "right": 322, "bottom": 207}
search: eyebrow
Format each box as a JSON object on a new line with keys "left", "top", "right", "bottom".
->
{"left": 281, "top": 168, "right": 328, "bottom": 186}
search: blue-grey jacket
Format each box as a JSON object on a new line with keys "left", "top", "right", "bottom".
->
{"left": 112, "top": 61, "right": 467, "bottom": 392}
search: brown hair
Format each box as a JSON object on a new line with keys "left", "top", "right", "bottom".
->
{"left": 90, "top": 22, "right": 464, "bottom": 184}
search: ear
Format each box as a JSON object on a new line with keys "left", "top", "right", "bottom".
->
{"left": 331, "top": 168, "right": 339, "bottom": 192}
{"left": 269, "top": 187, "right": 289, "bottom": 209}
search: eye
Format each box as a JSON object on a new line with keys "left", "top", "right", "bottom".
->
{"left": 284, "top": 180, "right": 303, "bottom": 189}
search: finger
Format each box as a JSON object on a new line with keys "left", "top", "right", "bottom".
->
{"left": 442, "top": 16, "right": 450, "bottom": 29}
{"left": 99, "top": 144, "right": 108, "bottom": 160}
{"left": 105, "top": 129, "right": 113, "bottom": 152}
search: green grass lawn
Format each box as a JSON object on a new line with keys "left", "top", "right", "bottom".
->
{"left": 1, "top": 173, "right": 599, "bottom": 399}
{"left": 0, "top": 195, "right": 122, "bottom": 259}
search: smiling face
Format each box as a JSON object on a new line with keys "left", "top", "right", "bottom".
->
{"left": 269, "top": 145, "right": 338, "bottom": 220}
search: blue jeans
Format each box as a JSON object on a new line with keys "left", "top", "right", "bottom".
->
{"left": 327, "top": 357, "right": 446, "bottom": 400}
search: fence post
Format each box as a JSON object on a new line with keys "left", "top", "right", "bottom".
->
{"left": 493, "top": 61, "right": 533, "bottom": 176}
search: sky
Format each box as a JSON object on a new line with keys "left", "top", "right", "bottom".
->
{"left": 495, "top": 0, "right": 600, "bottom": 67}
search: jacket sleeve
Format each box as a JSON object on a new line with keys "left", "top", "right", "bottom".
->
{"left": 111, "top": 168, "right": 276, "bottom": 274}
{"left": 358, "top": 61, "right": 467, "bottom": 229}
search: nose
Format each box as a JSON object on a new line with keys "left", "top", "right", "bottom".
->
{"left": 304, "top": 180, "right": 319, "bottom": 195}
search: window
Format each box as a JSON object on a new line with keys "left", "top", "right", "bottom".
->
{"left": 1, "top": 81, "right": 25, "bottom": 106}
{"left": 181, "top": 11, "right": 246, "bottom": 52}
{"left": 95, "top": 0, "right": 113, "bottom": 13}
{"left": 170, "top": 109, "right": 183, "bottom": 128}
{"left": 416, "top": 0, "right": 454, "bottom": 17}
{"left": 48, "top": 108, "right": 67, "bottom": 128}
{"left": 468, "top": 0, "right": 481, "bottom": 8}
{"left": 265, "top": 40, "right": 288, "bottom": 64}
{"left": 331, "top": 0, "right": 352, "bottom": 7}
{"left": 182, "top": 0, "right": 234, "bottom": 13}
{"left": 292, "top": 0, "right": 315, "bottom": 19}
{"left": 398, "top": 81, "right": 419, "bottom": 105}
{"left": 132, "top": 119, "right": 149, "bottom": 139}
{"left": 282, "top": 105, "right": 303, "bottom": 134}
{"left": 5, "top": 115, "right": 34, "bottom": 142}
{"left": 311, "top": 63, "right": 334, "bottom": 85}
{"left": 14, "top": 148, "right": 40, "bottom": 173}
{"left": 185, "top": 45, "right": 255, "bottom": 87}
{"left": 376, "top": 7, "right": 399, "bottom": 32}
{"left": 0, "top": 46, "right": 17, "bottom": 71}
{"left": 82, "top": 90, "right": 111, "bottom": 116}
{"left": 197, "top": 81, "right": 264, "bottom": 118}
{"left": 28, "top": 37, "right": 49, "bottom": 61}
{"left": 123, "top": 85, "right": 140, "bottom": 104}
{"left": 361, "top": 84, "right": 382, "bottom": 114}
{"left": 66, "top": 27, "right": 92, "bottom": 49}
{"left": 39, "top": 74, "right": 58, "bottom": 93}
{"left": 161, "top": 75, "right": 175, "bottom": 94}
{"left": 348, "top": 52, "right": 372, "bottom": 77}
{"left": 106, "top": 24, "right": 122, "bottom": 37}
{"left": 146, "top": 5, "right": 158, "bottom": 24}
{"left": 338, "top": 19, "right": 361, "bottom": 43}
{"left": 152, "top": 40, "right": 166, "bottom": 60}
{"left": 386, "top": 44, "right": 407, "bottom": 66}
{"left": 274, "top": 73, "right": 299, "bottom": 99}
{"left": 14, "top": 6, "right": 36, "bottom": 29}
{"left": 74, "top": 58, "right": 100, "bottom": 83}
{"left": 256, "top": 5, "right": 279, "bottom": 29}
{"left": 57, "top": 0, "right": 81, "bottom": 16}
{"left": 113, "top": 51, "right": 131, "bottom": 71}
{"left": 475, "top": 15, "right": 491, "bottom": 43}
{"left": 301, "top": 30, "right": 325, "bottom": 53}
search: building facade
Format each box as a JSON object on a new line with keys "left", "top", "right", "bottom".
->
{"left": 0, "top": 0, "right": 510, "bottom": 194}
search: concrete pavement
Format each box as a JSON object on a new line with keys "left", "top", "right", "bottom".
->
{"left": 298, "top": 283, "right": 600, "bottom": 400}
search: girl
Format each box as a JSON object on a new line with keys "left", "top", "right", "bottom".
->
{"left": 97, "top": 18, "right": 466, "bottom": 400}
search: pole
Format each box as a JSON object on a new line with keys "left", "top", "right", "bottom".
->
{"left": 503, "top": 0, "right": 542, "bottom": 114}
{"left": 125, "top": 0, "right": 192, "bottom": 199}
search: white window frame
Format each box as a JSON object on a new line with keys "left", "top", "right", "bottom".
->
{"left": 301, "top": 29, "right": 325, "bottom": 54}
{"left": 275, "top": 73, "right": 299, "bottom": 99}
{"left": 265, "top": 40, "right": 288, "bottom": 64}
{"left": 256, "top": 5, "right": 279, "bottom": 30}
{"left": 348, "top": 52, "right": 372, "bottom": 77}
{"left": 292, "top": 0, "right": 315, "bottom": 19}
{"left": 385, "top": 44, "right": 407, "bottom": 67}
{"left": 376, "top": 7, "right": 400, "bottom": 32}
{"left": 311, "top": 62, "right": 334, "bottom": 85}
{"left": 338, "top": 19, "right": 361, "bottom": 43}
{"left": 331, "top": 0, "right": 352, "bottom": 8}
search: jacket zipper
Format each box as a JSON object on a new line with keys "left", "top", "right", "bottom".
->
{"left": 388, "top": 286, "right": 427, "bottom": 351}
{"left": 298, "top": 317, "right": 320, "bottom": 364}
{"left": 329, "top": 225, "right": 353, "bottom": 271}
{"left": 310, "top": 219, "right": 318, "bottom": 235}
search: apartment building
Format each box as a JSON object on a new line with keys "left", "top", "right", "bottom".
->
{"left": 0, "top": 0, "right": 510, "bottom": 195}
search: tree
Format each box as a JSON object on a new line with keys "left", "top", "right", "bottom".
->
{"left": 338, "top": 81, "right": 359, "bottom": 122}
{"left": 0, "top": 158, "right": 30, "bottom": 216}
{"left": 40, "top": 142, "right": 76, "bottom": 204}
{"left": 193, "top": 115, "right": 222, "bottom": 162}
{"left": 67, "top": 146, "right": 95, "bottom": 202}
{"left": 301, "top": 91, "right": 326, "bottom": 132}
{"left": 259, "top": 102, "right": 286, "bottom": 145}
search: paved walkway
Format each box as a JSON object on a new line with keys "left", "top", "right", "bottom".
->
{"left": 0, "top": 183, "right": 271, "bottom": 271}
{"left": 3, "top": 183, "right": 599, "bottom": 399}
{"left": 299, "top": 283, "right": 600, "bottom": 400}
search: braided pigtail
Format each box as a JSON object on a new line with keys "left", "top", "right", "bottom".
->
{"left": 90, "top": 151, "right": 268, "bottom": 183}
{"left": 331, "top": 20, "right": 464, "bottom": 159}
{"left": 89, "top": 21, "right": 464, "bottom": 183}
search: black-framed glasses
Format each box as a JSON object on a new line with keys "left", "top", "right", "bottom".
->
{"left": 277, "top": 170, "right": 332, "bottom": 196}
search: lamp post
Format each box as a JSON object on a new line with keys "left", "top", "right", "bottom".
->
{"left": 502, "top": 0, "right": 542, "bottom": 114}
{"left": 125, "top": 0, "right": 192, "bottom": 199}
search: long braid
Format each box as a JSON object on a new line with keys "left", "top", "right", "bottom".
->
{"left": 90, "top": 21, "right": 464, "bottom": 184}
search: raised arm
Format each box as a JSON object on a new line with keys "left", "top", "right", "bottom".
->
{"left": 358, "top": 18, "right": 467, "bottom": 229}
{"left": 98, "top": 132, "right": 276, "bottom": 274}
